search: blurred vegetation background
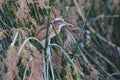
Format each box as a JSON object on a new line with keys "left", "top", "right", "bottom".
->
{"left": 0, "top": 0, "right": 120, "bottom": 80}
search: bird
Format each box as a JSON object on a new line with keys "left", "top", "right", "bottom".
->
{"left": 35, "top": 17, "right": 73, "bottom": 47}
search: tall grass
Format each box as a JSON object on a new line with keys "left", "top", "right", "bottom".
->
{"left": 0, "top": 0, "right": 120, "bottom": 80}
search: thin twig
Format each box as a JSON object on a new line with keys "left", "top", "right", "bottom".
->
{"left": 10, "top": 31, "right": 19, "bottom": 46}
{"left": 23, "top": 68, "right": 27, "bottom": 80}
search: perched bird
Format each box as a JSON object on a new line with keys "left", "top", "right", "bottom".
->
{"left": 35, "top": 18, "right": 73, "bottom": 47}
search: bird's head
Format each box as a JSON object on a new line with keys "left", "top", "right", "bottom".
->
{"left": 51, "top": 18, "right": 73, "bottom": 29}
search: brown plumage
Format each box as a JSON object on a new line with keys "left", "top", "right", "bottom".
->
{"left": 35, "top": 18, "right": 73, "bottom": 47}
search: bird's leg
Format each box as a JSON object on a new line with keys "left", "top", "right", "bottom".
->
{"left": 39, "top": 39, "right": 51, "bottom": 61}
{"left": 46, "top": 39, "right": 55, "bottom": 79}
{"left": 46, "top": 39, "right": 51, "bottom": 61}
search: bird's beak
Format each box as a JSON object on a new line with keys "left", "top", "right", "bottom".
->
{"left": 59, "top": 22, "right": 73, "bottom": 28}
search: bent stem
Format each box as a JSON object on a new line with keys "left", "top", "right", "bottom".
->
{"left": 17, "top": 37, "right": 40, "bottom": 55}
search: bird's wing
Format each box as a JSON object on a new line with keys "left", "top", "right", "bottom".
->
{"left": 35, "top": 25, "right": 46, "bottom": 36}
{"left": 35, "top": 25, "right": 53, "bottom": 41}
